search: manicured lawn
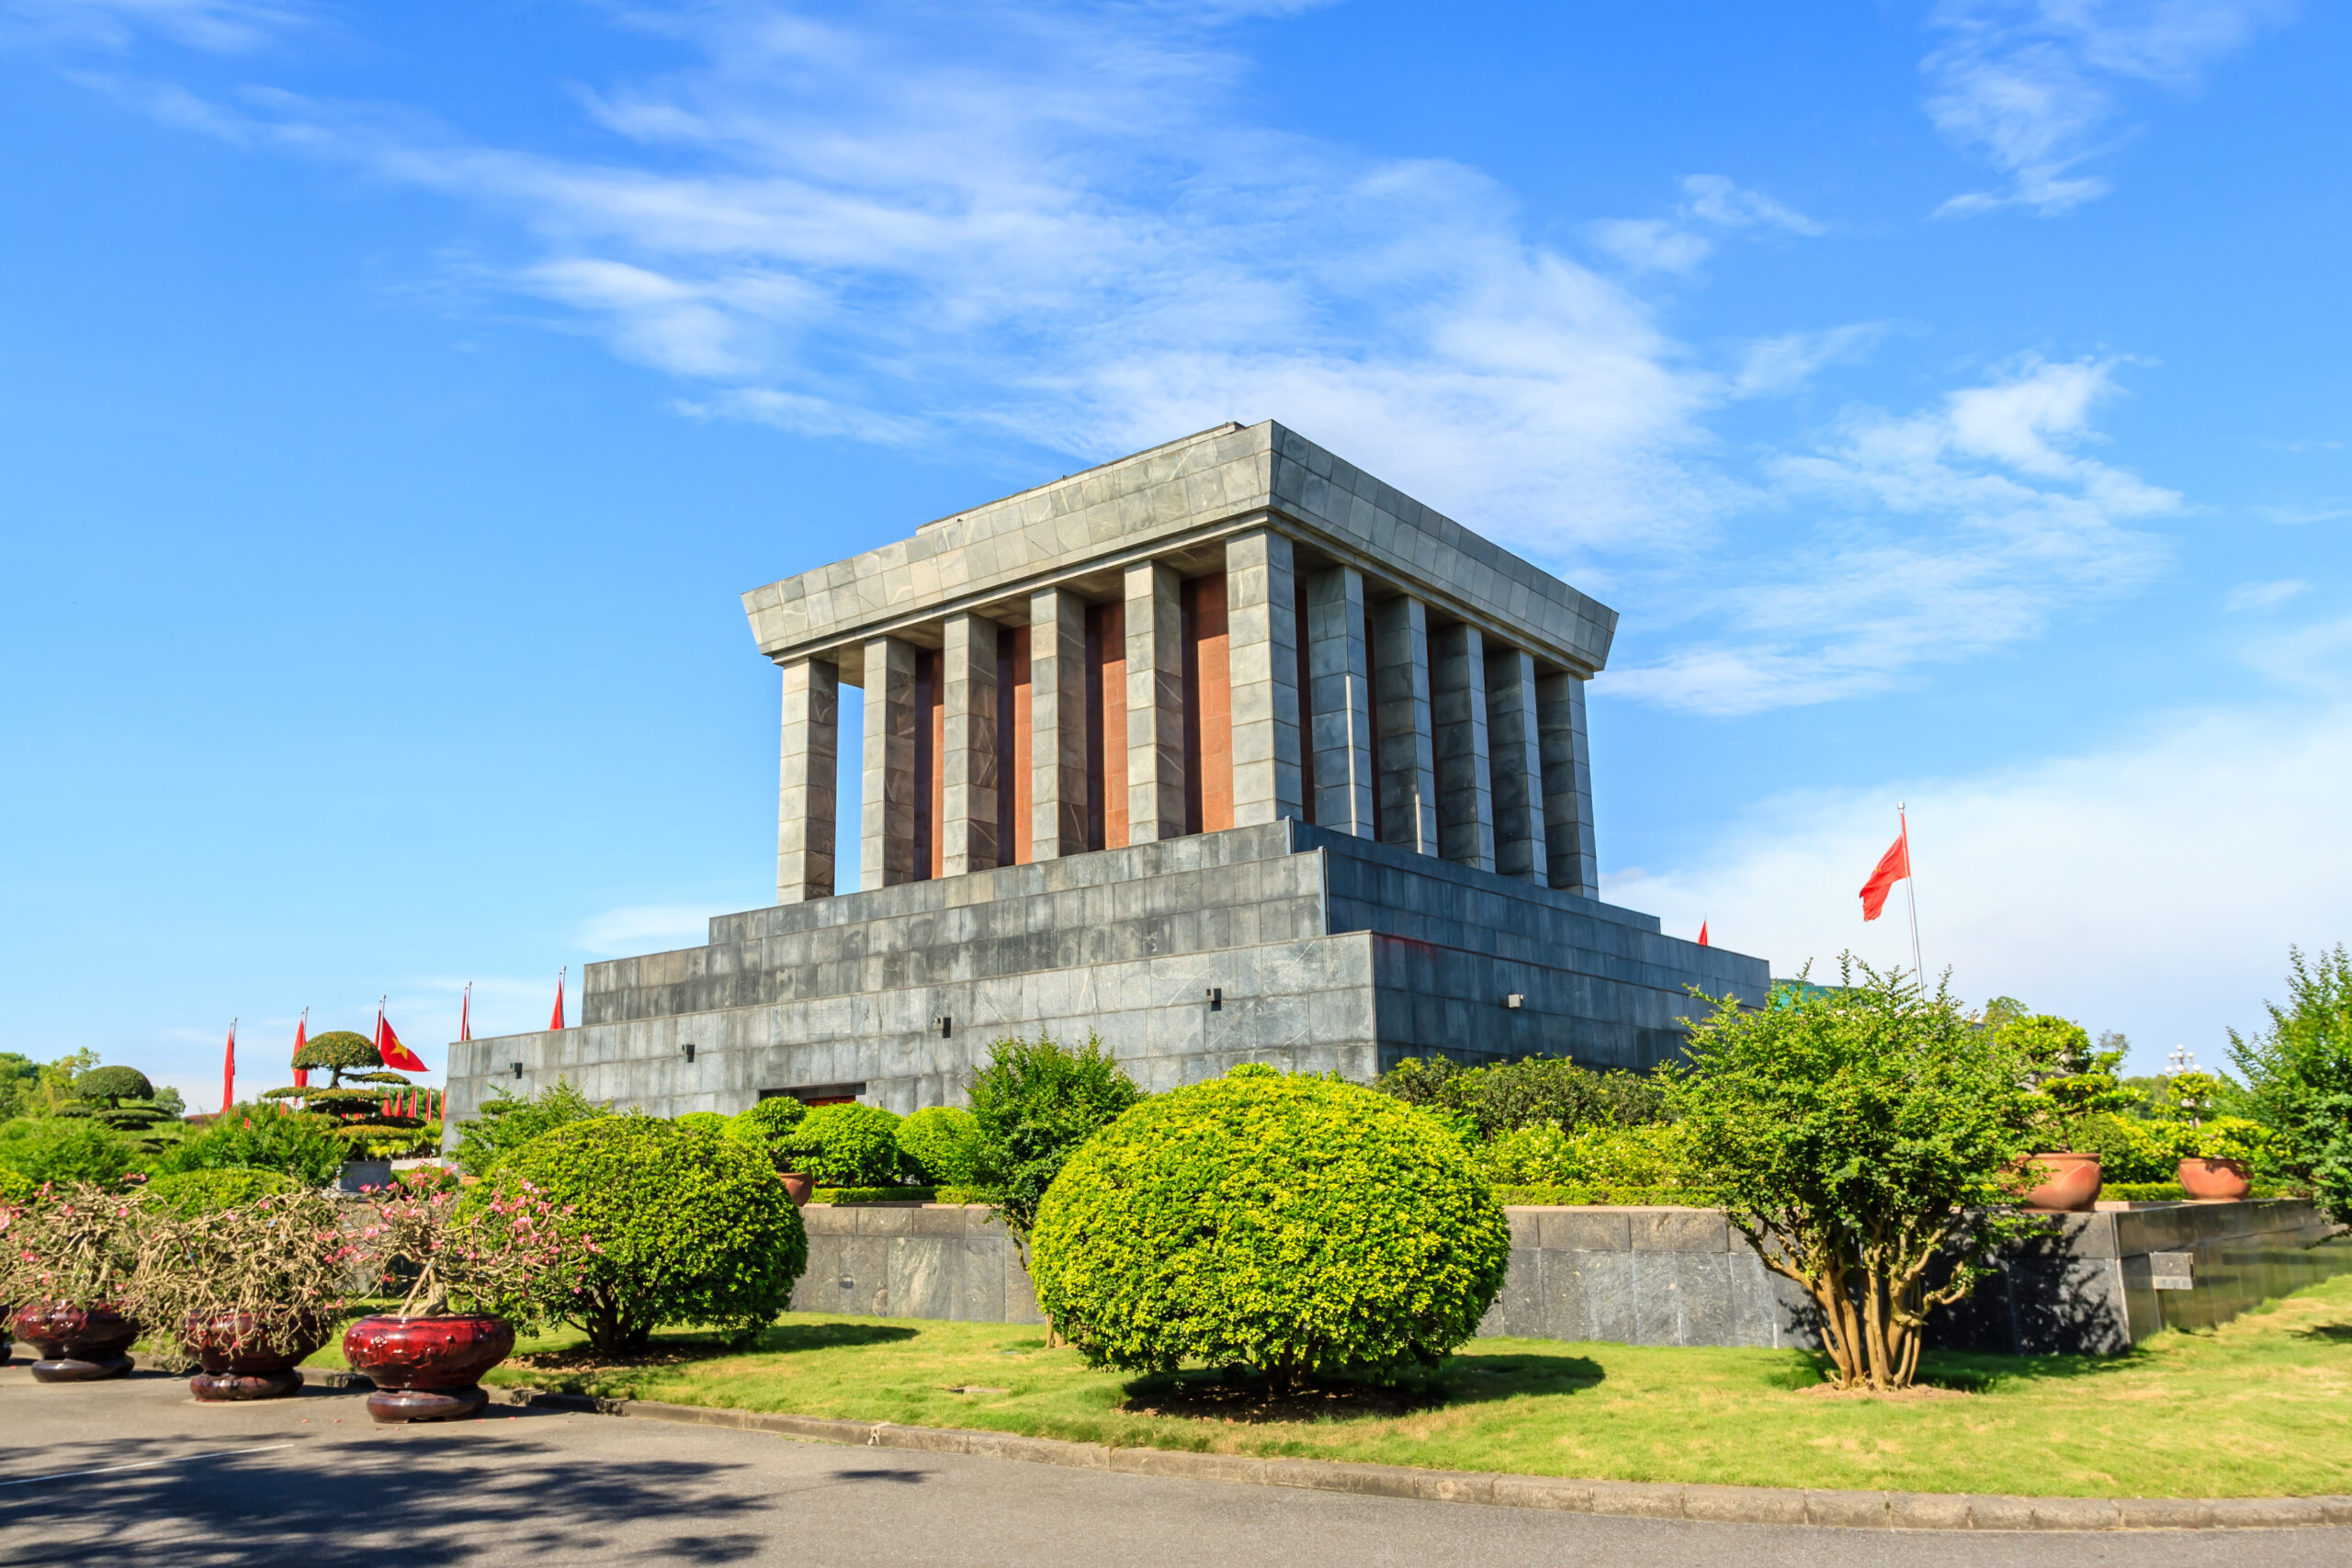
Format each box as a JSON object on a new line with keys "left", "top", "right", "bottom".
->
{"left": 309, "top": 1263, "right": 2352, "bottom": 1499}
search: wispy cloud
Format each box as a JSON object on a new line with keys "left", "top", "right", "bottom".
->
{"left": 578, "top": 903, "right": 723, "bottom": 954}
{"left": 2, "top": 0, "right": 305, "bottom": 53}
{"left": 1589, "top": 173, "right": 1823, "bottom": 276}
{"left": 1923, "top": 0, "right": 2289, "bottom": 216}
{"left": 2223, "top": 578, "right": 2309, "bottom": 613}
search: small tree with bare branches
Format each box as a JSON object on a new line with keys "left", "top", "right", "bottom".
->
{"left": 1666, "top": 958, "right": 2041, "bottom": 1392}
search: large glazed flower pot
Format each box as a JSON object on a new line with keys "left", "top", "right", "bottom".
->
{"left": 183, "top": 1312, "right": 326, "bottom": 1402}
{"left": 14, "top": 1302, "right": 140, "bottom": 1382}
{"left": 777, "top": 1170, "right": 814, "bottom": 1207}
{"left": 337, "top": 1159, "right": 394, "bottom": 1195}
{"left": 342, "top": 1314, "right": 515, "bottom": 1424}
{"left": 2021, "top": 1152, "right": 2103, "bottom": 1213}
{"left": 2177, "top": 1158, "right": 2254, "bottom": 1201}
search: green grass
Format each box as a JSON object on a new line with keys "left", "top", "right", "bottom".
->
{"left": 305, "top": 1268, "right": 2352, "bottom": 1499}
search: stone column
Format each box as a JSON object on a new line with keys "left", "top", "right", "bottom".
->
{"left": 1028, "top": 586, "right": 1088, "bottom": 860}
{"left": 1538, "top": 671, "right": 1599, "bottom": 897}
{"left": 1430, "top": 623, "right": 1495, "bottom": 873}
{"left": 860, "top": 637, "right": 919, "bottom": 889}
{"left": 1224, "top": 529, "right": 1304, "bottom": 828}
{"left": 775, "top": 657, "right": 839, "bottom": 904}
{"left": 941, "top": 613, "right": 1000, "bottom": 876}
{"left": 1305, "top": 566, "right": 1374, "bottom": 838}
{"left": 1125, "top": 560, "right": 1185, "bottom": 841}
{"left": 1486, "top": 646, "right": 1548, "bottom": 884}
{"left": 1370, "top": 594, "right": 1438, "bottom": 856}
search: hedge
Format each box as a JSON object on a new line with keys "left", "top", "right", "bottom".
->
{"left": 144, "top": 1168, "right": 300, "bottom": 1214}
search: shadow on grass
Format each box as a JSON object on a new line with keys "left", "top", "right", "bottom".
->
{"left": 1114, "top": 1346, "right": 1605, "bottom": 1424}
{"left": 2290, "top": 1324, "right": 2352, "bottom": 1342}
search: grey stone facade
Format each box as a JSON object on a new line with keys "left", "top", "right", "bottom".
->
{"left": 447, "top": 420, "right": 1764, "bottom": 1133}
{"left": 790, "top": 1199, "right": 2350, "bottom": 1358}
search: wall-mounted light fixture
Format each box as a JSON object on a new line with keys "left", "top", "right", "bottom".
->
{"left": 512, "top": 1062, "right": 525, "bottom": 1079}
{"left": 1205, "top": 987, "right": 1223, "bottom": 1011}
{"left": 933, "top": 1015, "right": 953, "bottom": 1038}
{"left": 682, "top": 1043, "right": 697, "bottom": 1064}
{"left": 1504, "top": 994, "right": 1525, "bottom": 1010}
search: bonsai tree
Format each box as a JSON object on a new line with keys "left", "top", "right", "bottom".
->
{"left": 1030, "top": 1065, "right": 1510, "bottom": 1395}
{"left": 356, "top": 1179, "right": 591, "bottom": 1322}
{"left": 451, "top": 1077, "right": 611, "bottom": 1177}
{"left": 55, "top": 1066, "right": 183, "bottom": 1156}
{"left": 497, "top": 1116, "right": 806, "bottom": 1353}
{"left": 967, "top": 1032, "right": 1143, "bottom": 1248}
{"left": 773, "top": 1103, "right": 904, "bottom": 1188}
{"left": 130, "top": 1187, "right": 360, "bottom": 1364}
{"left": 2232, "top": 944, "right": 2352, "bottom": 1223}
{"left": 262, "top": 1030, "right": 426, "bottom": 1158}
{"left": 1666, "top": 958, "right": 2043, "bottom": 1393}
{"left": 2000, "top": 1014, "right": 2135, "bottom": 1155}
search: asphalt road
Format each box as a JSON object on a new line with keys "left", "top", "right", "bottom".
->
{"left": 0, "top": 1362, "right": 2333, "bottom": 1567}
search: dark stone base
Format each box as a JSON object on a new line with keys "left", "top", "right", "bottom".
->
{"left": 30, "top": 1354, "right": 133, "bottom": 1382}
{"left": 366, "top": 1385, "right": 489, "bottom": 1424}
{"left": 191, "top": 1368, "right": 304, "bottom": 1402}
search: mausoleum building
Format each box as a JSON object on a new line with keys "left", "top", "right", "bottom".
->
{"left": 444, "top": 422, "right": 1767, "bottom": 1129}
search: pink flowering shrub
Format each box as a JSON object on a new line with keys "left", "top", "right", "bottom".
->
{"left": 358, "top": 1179, "right": 595, "bottom": 1322}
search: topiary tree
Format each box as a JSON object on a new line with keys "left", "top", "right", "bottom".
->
{"left": 1031, "top": 1065, "right": 1510, "bottom": 1394}
{"left": 54, "top": 1066, "right": 182, "bottom": 1154}
{"left": 451, "top": 1077, "right": 611, "bottom": 1177}
{"left": 264, "top": 1030, "right": 425, "bottom": 1156}
{"left": 1998, "top": 1014, "right": 2135, "bottom": 1153}
{"left": 498, "top": 1116, "right": 807, "bottom": 1353}
{"left": 71, "top": 1066, "right": 153, "bottom": 1107}
{"left": 896, "top": 1106, "right": 980, "bottom": 1186}
{"left": 1666, "top": 957, "right": 2044, "bottom": 1393}
{"left": 774, "top": 1103, "right": 904, "bottom": 1187}
{"left": 150, "top": 1103, "right": 346, "bottom": 1188}
{"left": 967, "top": 1032, "right": 1144, "bottom": 1247}
{"left": 722, "top": 1096, "right": 808, "bottom": 1156}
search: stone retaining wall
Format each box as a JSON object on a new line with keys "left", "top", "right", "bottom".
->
{"left": 791, "top": 1199, "right": 2350, "bottom": 1355}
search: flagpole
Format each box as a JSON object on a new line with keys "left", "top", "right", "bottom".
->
{"left": 1899, "top": 802, "right": 1924, "bottom": 989}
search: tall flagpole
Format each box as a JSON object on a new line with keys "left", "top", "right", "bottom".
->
{"left": 1898, "top": 802, "right": 1924, "bottom": 988}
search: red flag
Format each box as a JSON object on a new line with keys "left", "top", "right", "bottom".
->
{"left": 1697, "top": 921, "right": 1709, "bottom": 946}
{"left": 292, "top": 1010, "right": 309, "bottom": 1090}
{"left": 1860, "top": 822, "right": 1912, "bottom": 921}
{"left": 221, "top": 1020, "right": 237, "bottom": 1115}
{"left": 459, "top": 982, "right": 472, "bottom": 1043}
{"left": 376, "top": 1008, "right": 428, "bottom": 1074}
{"left": 549, "top": 967, "right": 567, "bottom": 1032}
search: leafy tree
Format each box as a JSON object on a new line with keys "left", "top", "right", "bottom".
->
{"left": 0, "top": 1053, "right": 39, "bottom": 1121}
{"left": 1666, "top": 958, "right": 2042, "bottom": 1392}
{"left": 450, "top": 1077, "right": 612, "bottom": 1177}
{"left": 1997, "top": 1014, "right": 2135, "bottom": 1152}
{"left": 152, "top": 1086, "right": 187, "bottom": 1119}
{"left": 967, "top": 1032, "right": 1144, "bottom": 1249}
{"left": 1032, "top": 1066, "right": 1510, "bottom": 1394}
{"left": 499, "top": 1116, "right": 808, "bottom": 1352}
{"left": 2232, "top": 944, "right": 2352, "bottom": 1224}
{"left": 151, "top": 1103, "right": 346, "bottom": 1187}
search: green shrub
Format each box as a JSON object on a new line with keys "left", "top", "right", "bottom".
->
{"left": 451, "top": 1077, "right": 611, "bottom": 1177}
{"left": 1031, "top": 1065, "right": 1510, "bottom": 1392}
{"left": 723, "top": 1097, "right": 808, "bottom": 1152}
{"left": 1475, "top": 1122, "right": 1705, "bottom": 1199}
{"left": 0, "top": 1116, "right": 139, "bottom": 1186}
{"left": 967, "top": 1032, "right": 1145, "bottom": 1244}
{"left": 673, "top": 1111, "right": 729, "bottom": 1134}
{"left": 895, "top": 1106, "right": 981, "bottom": 1185}
{"left": 499, "top": 1115, "right": 808, "bottom": 1353}
{"left": 151, "top": 1103, "right": 346, "bottom": 1187}
{"left": 0, "top": 1168, "right": 36, "bottom": 1207}
{"left": 774, "top": 1103, "right": 904, "bottom": 1187}
{"left": 2069, "top": 1111, "right": 2186, "bottom": 1183}
{"left": 1371, "top": 1054, "right": 1665, "bottom": 1136}
{"left": 143, "top": 1168, "right": 300, "bottom": 1214}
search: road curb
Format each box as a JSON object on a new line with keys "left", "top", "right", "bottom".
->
{"left": 294, "top": 1369, "right": 2350, "bottom": 1531}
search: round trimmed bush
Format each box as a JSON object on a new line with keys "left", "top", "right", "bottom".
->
{"left": 775, "top": 1103, "right": 903, "bottom": 1187}
{"left": 144, "top": 1168, "right": 299, "bottom": 1215}
{"left": 896, "top": 1106, "right": 980, "bottom": 1186}
{"left": 1031, "top": 1065, "right": 1511, "bottom": 1389}
{"left": 292, "top": 1030, "right": 380, "bottom": 1078}
{"left": 499, "top": 1115, "right": 807, "bottom": 1352}
{"left": 723, "top": 1096, "right": 808, "bottom": 1151}
{"left": 673, "top": 1111, "right": 729, "bottom": 1134}
{"left": 73, "top": 1066, "right": 155, "bottom": 1106}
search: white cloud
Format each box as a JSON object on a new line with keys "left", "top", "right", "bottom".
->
{"left": 578, "top": 903, "right": 723, "bottom": 954}
{"left": 1609, "top": 358, "right": 2175, "bottom": 712}
{"left": 2223, "top": 578, "right": 2309, "bottom": 613}
{"left": 1923, "top": 0, "right": 2290, "bottom": 216}
{"left": 2, "top": 0, "right": 303, "bottom": 53}
{"left": 1607, "top": 698, "right": 2352, "bottom": 1075}
{"left": 1590, "top": 173, "right": 1822, "bottom": 276}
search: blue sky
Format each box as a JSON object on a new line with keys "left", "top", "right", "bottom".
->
{"left": 3, "top": 0, "right": 2344, "bottom": 1108}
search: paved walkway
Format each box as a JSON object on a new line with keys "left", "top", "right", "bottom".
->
{"left": 0, "top": 1364, "right": 2329, "bottom": 1566}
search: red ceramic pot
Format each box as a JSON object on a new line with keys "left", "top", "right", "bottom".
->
{"left": 14, "top": 1302, "right": 140, "bottom": 1382}
{"left": 183, "top": 1311, "right": 326, "bottom": 1402}
{"left": 2177, "top": 1157, "right": 2254, "bottom": 1201}
{"left": 777, "top": 1170, "right": 814, "bottom": 1207}
{"left": 2020, "top": 1152, "right": 2103, "bottom": 1213}
{"left": 342, "top": 1314, "right": 515, "bottom": 1425}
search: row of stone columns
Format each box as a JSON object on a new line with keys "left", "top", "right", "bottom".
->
{"left": 774, "top": 526, "right": 1598, "bottom": 903}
